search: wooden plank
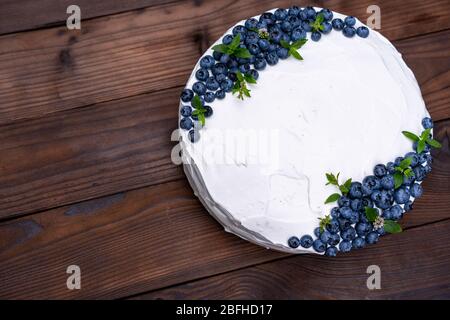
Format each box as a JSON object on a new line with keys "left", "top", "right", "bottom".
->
{"left": 0, "top": 125, "right": 448, "bottom": 299}
{"left": 133, "top": 219, "right": 450, "bottom": 300}
{"left": 0, "top": 28, "right": 449, "bottom": 219}
{"left": 0, "top": 0, "right": 449, "bottom": 125}
{"left": 0, "top": 0, "right": 177, "bottom": 35}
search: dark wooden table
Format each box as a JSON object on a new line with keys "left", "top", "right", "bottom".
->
{"left": 0, "top": 0, "right": 449, "bottom": 299}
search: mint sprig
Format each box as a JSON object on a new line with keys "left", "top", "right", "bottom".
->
{"left": 318, "top": 214, "right": 332, "bottom": 233}
{"left": 232, "top": 71, "right": 256, "bottom": 100}
{"left": 280, "top": 39, "right": 308, "bottom": 60}
{"left": 402, "top": 128, "right": 442, "bottom": 153}
{"left": 324, "top": 172, "right": 352, "bottom": 204}
{"left": 310, "top": 13, "right": 325, "bottom": 32}
{"left": 393, "top": 157, "right": 412, "bottom": 189}
{"left": 191, "top": 95, "right": 206, "bottom": 126}
{"left": 212, "top": 33, "right": 252, "bottom": 59}
{"left": 364, "top": 207, "right": 402, "bottom": 234}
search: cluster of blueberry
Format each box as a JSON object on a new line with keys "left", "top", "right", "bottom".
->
{"left": 288, "top": 117, "right": 435, "bottom": 256}
{"left": 179, "top": 6, "right": 370, "bottom": 143}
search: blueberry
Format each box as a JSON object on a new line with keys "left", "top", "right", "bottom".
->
{"left": 298, "top": 9, "right": 308, "bottom": 21}
{"left": 344, "top": 16, "right": 356, "bottom": 26}
{"left": 376, "top": 190, "right": 394, "bottom": 209}
{"left": 356, "top": 26, "right": 369, "bottom": 38}
{"left": 254, "top": 58, "right": 267, "bottom": 70}
{"left": 227, "top": 58, "right": 239, "bottom": 69}
{"left": 418, "top": 153, "right": 431, "bottom": 165}
{"left": 215, "top": 89, "right": 226, "bottom": 100}
{"left": 188, "top": 129, "right": 200, "bottom": 143}
{"left": 220, "top": 78, "right": 233, "bottom": 92}
{"left": 311, "top": 31, "right": 322, "bottom": 42}
{"left": 402, "top": 170, "right": 415, "bottom": 186}
{"left": 291, "top": 28, "right": 307, "bottom": 41}
{"left": 413, "top": 166, "right": 425, "bottom": 182}
{"left": 314, "top": 227, "right": 321, "bottom": 238}
{"left": 222, "top": 34, "right": 234, "bottom": 45}
{"left": 394, "top": 187, "right": 410, "bottom": 204}
{"left": 220, "top": 54, "right": 231, "bottom": 64}
{"left": 422, "top": 117, "right": 433, "bottom": 129}
{"left": 405, "top": 152, "right": 419, "bottom": 167}
{"left": 305, "top": 6, "right": 316, "bottom": 19}
{"left": 361, "top": 197, "right": 373, "bottom": 208}
{"left": 239, "top": 63, "right": 251, "bottom": 74}
{"left": 410, "top": 183, "right": 423, "bottom": 198}
{"left": 366, "top": 231, "right": 379, "bottom": 244}
{"left": 213, "top": 51, "right": 222, "bottom": 61}
{"left": 232, "top": 25, "right": 247, "bottom": 37}
{"left": 180, "top": 117, "right": 193, "bottom": 130}
{"left": 313, "top": 239, "right": 326, "bottom": 253}
{"left": 377, "top": 227, "right": 386, "bottom": 236}
{"left": 320, "top": 9, "right": 333, "bottom": 21}
{"left": 281, "top": 21, "right": 292, "bottom": 32}
{"left": 288, "top": 236, "right": 300, "bottom": 248}
{"left": 265, "top": 52, "right": 279, "bottom": 65}
{"left": 338, "top": 218, "right": 351, "bottom": 231}
{"left": 390, "top": 204, "right": 403, "bottom": 220}
{"left": 260, "top": 12, "right": 276, "bottom": 26}
{"left": 330, "top": 207, "right": 340, "bottom": 218}
{"left": 332, "top": 18, "right": 344, "bottom": 31}
{"left": 275, "top": 8, "right": 288, "bottom": 21}
{"left": 340, "top": 207, "right": 353, "bottom": 219}
{"left": 247, "top": 43, "right": 260, "bottom": 55}
{"left": 356, "top": 222, "right": 371, "bottom": 236}
{"left": 424, "top": 164, "right": 432, "bottom": 174}
{"left": 350, "top": 199, "right": 363, "bottom": 212}
{"left": 300, "top": 235, "right": 313, "bottom": 248}
{"left": 267, "top": 43, "right": 278, "bottom": 52}
{"left": 181, "top": 89, "right": 194, "bottom": 102}
{"left": 328, "top": 233, "right": 340, "bottom": 246}
{"left": 192, "top": 81, "right": 207, "bottom": 95}
{"left": 247, "top": 69, "right": 259, "bottom": 81}
{"left": 394, "top": 157, "right": 404, "bottom": 166}
{"left": 321, "top": 22, "right": 332, "bottom": 34}
{"left": 320, "top": 230, "right": 332, "bottom": 244}
{"left": 301, "top": 21, "right": 312, "bottom": 32}
{"left": 359, "top": 212, "right": 369, "bottom": 223}
{"left": 341, "top": 227, "right": 356, "bottom": 241}
{"left": 245, "top": 18, "right": 259, "bottom": 30}
{"left": 245, "top": 33, "right": 259, "bottom": 46}
{"left": 180, "top": 106, "right": 192, "bottom": 117}
{"left": 276, "top": 47, "right": 289, "bottom": 59}
{"left": 352, "top": 237, "right": 366, "bottom": 249}
{"left": 212, "top": 63, "right": 227, "bottom": 76}
{"left": 349, "top": 182, "right": 363, "bottom": 199}
{"left": 195, "top": 68, "right": 209, "bottom": 81}
{"left": 206, "top": 77, "right": 220, "bottom": 91}
{"left": 288, "top": 6, "right": 300, "bottom": 17}
{"left": 286, "top": 16, "right": 300, "bottom": 28}
{"left": 381, "top": 174, "right": 395, "bottom": 190}
{"left": 327, "top": 218, "right": 340, "bottom": 234}
{"left": 215, "top": 73, "right": 226, "bottom": 83}
{"left": 338, "top": 195, "right": 351, "bottom": 208}
{"left": 374, "top": 164, "right": 387, "bottom": 178}
{"left": 325, "top": 246, "right": 338, "bottom": 257}
{"left": 270, "top": 30, "right": 282, "bottom": 43}
{"left": 362, "top": 176, "right": 381, "bottom": 196}
{"left": 343, "top": 26, "right": 356, "bottom": 37}
{"left": 386, "top": 162, "right": 396, "bottom": 174}
{"left": 204, "top": 92, "right": 215, "bottom": 103}
{"left": 404, "top": 200, "right": 413, "bottom": 212}
{"left": 200, "top": 55, "right": 215, "bottom": 69}
{"left": 339, "top": 240, "right": 352, "bottom": 252}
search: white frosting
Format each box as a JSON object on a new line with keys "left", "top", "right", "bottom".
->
{"left": 180, "top": 9, "right": 429, "bottom": 253}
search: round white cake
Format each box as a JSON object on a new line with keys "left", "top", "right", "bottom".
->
{"left": 179, "top": 7, "right": 432, "bottom": 254}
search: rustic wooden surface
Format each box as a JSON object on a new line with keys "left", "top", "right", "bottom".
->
{"left": 0, "top": 0, "right": 449, "bottom": 299}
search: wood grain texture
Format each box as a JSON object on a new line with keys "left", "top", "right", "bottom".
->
{"left": 0, "top": 0, "right": 449, "bottom": 125}
{"left": 0, "top": 120, "right": 448, "bottom": 299}
{"left": 1, "top": 31, "right": 449, "bottom": 220}
{"left": 0, "top": 0, "right": 177, "bottom": 35}
{"left": 134, "top": 219, "right": 450, "bottom": 300}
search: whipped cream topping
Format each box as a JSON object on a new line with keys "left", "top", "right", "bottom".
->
{"left": 179, "top": 9, "right": 429, "bottom": 253}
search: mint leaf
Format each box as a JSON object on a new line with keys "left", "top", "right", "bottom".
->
{"left": 343, "top": 178, "right": 352, "bottom": 190}
{"left": 290, "top": 49, "right": 303, "bottom": 60}
{"left": 325, "top": 173, "right": 338, "bottom": 186}
{"left": 191, "top": 95, "right": 202, "bottom": 109}
{"left": 212, "top": 44, "right": 230, "bottom": 54}
{"left": 280, "top": 39, "right": 290, "bottom": 49}
{"left": 399, "top": 157, "right": 412, "bottom": 169}
{"left": 365, "top": 207, "right": 379, "bottom": 222}
{"left": 404, "top": 168, "right": 413, "bottom": 178}
{"left": 393, "top": 172, "right": 403, "bottom": 189}
{"left": 292, "top": 39, "right": 307, "bottom": 49}
{"left": 384, "top": 220, "right": 402, "bottom": 234}
{"left": 420, "top": 128, "right": 431, "bottom": 140}
{"left": 402, "top": 131, "right": 420, "bottom": 142}
{"left": 244, "top": 74, "right": 257, "bottom": 84}
{"left": 233, "top": 47, "right": 252, "bottom": 58}
{"left": 318, "top": 215, "right": 332, "bottom": 232}
{"left": 324, "top": 193, "right": 340, "bottom": 204}
{"left": 229, "top": 33, "right": 241, "bottom": 51}
{"left": 427, "top": 138, "right": 442, "bottom": 148}
{"left": 417, "top": 140, "right": 426, "bottom": 153}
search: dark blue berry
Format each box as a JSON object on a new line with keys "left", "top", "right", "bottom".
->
{"left": 328, "top": 233, "right": 340, "bottom": 246}
{"left": 291, "top": 28, "right": 306, "bottom": 41}
{"left": 322, "top": 22, "right": 332, "bottom": 34}
{"left": 362, "top": 176, "right": 381, "bottom": 196}
{"left": 180, "top": 106, "right": 192, "bottom": 117}
{"left": 220, "top": 54, "right": 231, "bottom": 64}
{"left": 276, "top": 47, "right": 289, "bottom": 59}
{"left": 232, "top": 25, "right": 247, "bottom": 37}
{"left": 286, "top": 16, "right": 300, "bottom": 28}
{"left": 422, "top": 117, "right": 433, "bottom": 129}
{"left": 270, "top": 30, "right": 282, "bottom": 43}
{"left": 260, "top": 12, "right": 276, "bottom": 26}
{"left": 300, "top": 235, "right": 313, "bottom": 248}
{"left": 181, "top": 89, "right": 194, "bottom": 102}
{"left": 327, "top": 218, "right": 340, "bottom": 234}
{"left": 305, "top": 6, "right": 316, "bottom": 19}
{"left": 245, "top": 33, "right": 259, "bottom": 45}
{"left": 344, "top": 16, "right": 356, "bottom": 26}
{"left": 258, "top": 39, "right": 270, "bottom": 51}
{"left": 288, "top": 5, "right": 300, "bottom": 16}
{"left": 349, "top": 182, "right": 363, "bottom": 199}
{"left": 248, "top": 43, "right": 260, "bottom": 55}
{"left": 394, "top": 187, "right": 410, "bottom": 204}
{"left": 204, "top": 92, "right": 215, "bottom": 103}
{"left": 254, "top": 58, "right": 267, "bottom": 70}
{"left": 338, "top": 195, "right": 351, "bottom": 208}
{"left": 281, "top": 21, "right": 292, "bottom": 32}
{"left": 356, "top": 26, "right": 369, "bottom": 38}
{"left": 192, "top": 82, "right": 207, "bottom": 95}
{"left": 424, "top": 164, "right": 432, "bottom": 174}
{"left": 405, "top": 152, "right": 419, "bottom": 167}
{"left": 212, "top": 63, "right": 227, "bottom": 76}
{"left": 374, "top": 164, "right": 387, "bottom": 178}
{"left": 343, "top": 26, "right": 356, "bottom": 37}
{"left": 402, "top": 170, "right": 416, "bottom": 186}
{"left": 419, "top": 152, "right": 432, "bottom": 165}
{"left": 412, "top": 166, "right": 425, "bottom": 182}
{"left": 404, "top": 200, "right": 413, "bottom": 212}
{"left": 215, "top": 73, "right": 226, "bottom": 83}
{"left": 206, "top": 77, "right": 220, "bottom": 91}
{"left": 366, "top": 232, "right": 379, "bottom": 244}
{"left": 195, "top": 68, "right": 209, "bottom": 81}
{"left": 352, "top": 237, "right": 366, "bottom": 249}
{"left": 338, "top": 218, "right": 351, "bottom": 231}
{"left": 314, "top": 227, "right": 321, "bottom": 238}
{"left": 339, "top": 240, "right": 352, "bottom": 252}
{"left": 288, "top": 236, "right": 300, "bottom": 248}
{"left": 188, "top": 129, "right": 200, "bottom": 143}
{"left": 377, "top": 227, "right": 386, "bottom": 236}
{"left": 341, "top": 227, "right": 356, "bottom": 241}
{"left": 410, "top": 183, "right": 423, "bottom": 198}
{"left": 362, "top": 197, "right": 373, "bottom": 208}
{"left": 331, "top": 207, "right": 340, "bottom": 218}
{"left": 301, "top": 21, "right": 312, "bottom": 32}
{"left": 313, "top": 239, "right": 326, "bottom": 253}
{"left": 332, "top": 18, "right": 344, "bottom": 30}
{"left": 390, "top": 204, "right": 403, "bottom": 220}
{"left": 200, "top": 55, "right": 215, "bottom": 69}
{"left": 180, "top": 117, "right": 193, "bottom": 130}
{"left": 274, "top": 8, "right": 288, "bottom": 21}
{"left": 376, "top": 190, "right": 394, "bottom": 209}
{"left": 320, "top": 230, "right": 332, "bottom": 244}
{"left": 220, "top": 78, "right": 233, "bottom": 92}
{"left": 222, "top": 34, "right": 234, "bottom": 45}
{"left": 340, "top": 207, "right": 353, "bottom": 219}
{"left": 320, "top": 9, "right": 333, "bottom": 21}
{"left": 386, "top": 162, "right": 396, "bottom": 174}
{"left": 245, "top": 18, "right": 259, "bottom": 30}
{"left": 325, "top": 246, "right": 338, "bottom": 257}
{"left": 394, "top": 157, "right": 404, "bottom": 166}
{"left": 381, "top": 174, "right": 395, "bottom": 190}
{"left": 298, "top": 9, "right": 308, "bottom": 21}
{"left": 311, "top": 31, "right": 322, "bottom": 41}
{"left": 247, "top": 69, "right": 259, "bottom": 80}
{"left": 351, "top": 198, "right": 363, "bottom": 212}
{"left": 215, "top": 89, "right": 226, "bottom": 100}
{"left": 213, "top": 51, "right": 222, "bottom": 61}
{"left": 355, "top": 222, "right": 371, "bottom": 236}
{"left": 265, "top": 52, "right": 279, "bottom": 65}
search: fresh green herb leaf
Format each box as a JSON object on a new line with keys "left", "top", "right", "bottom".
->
{"left": 292, "top": 39, "right": 308, "bottom": 49}
{"left": 211, "top": 44, "right": 230, "bottom": 54}
{"left": 383, "top": 220, "right": 402, "bottom": 233}
{"left": 324, "top": 193, "right": 341, "bottom": 204}
{"left": 290, "top": 49, "right": 303, "bottom": 60}
{"left": 325, "top": 173, "right": 339, "bottom": 186}
{"left": 343, "top": 178, "right": 352, "bottom": 190}
{"left": 191, "top": 94, "right": 202, "bottom": 109}
{"left": 229, "top": 33, "right": 241, "bottom": 50}
{"left": 417, "top": 140, "right": 426, "bottom": 154}
{"left": 402, "top": 131, "right": 420, "bottom": 142}
{"left": 310, "top": 13, "right": 325, "bottom": 32}
{"left": 399, "top": 157, "right": 412, "bottom": 169}
{"left": 233, "top": 47, "right": 252, "bottom": 58}
{"left": 365, "top": 207, "right": 379, "bottom": 223}
{"left": 318, "top": 214, "right": 332, "bottom": 232}
{"left": 280, "top": 39, "right": 307, "bottom": 60}
{"left": 232, "top": 71, "right": 256, "bottom": 100}
{"left": 212, "top": 33, "right": 252, "bottom": 59}
{"left": 427, "top": 138, "right": 442, "bottom": 148}
{"left": 244, "top": 74, "right": 257, "bottom": 84}
{"left": 404, "top": 168, "right": 413, "bottom": 178}
{"left": 420, "top": 128, "right": 431, "bottom": 140}
{"left": 393, "top": 172, "right": 404, "bottom": 189}
{"left": 280, "top": 39, "right": 290, "bottom": 49}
